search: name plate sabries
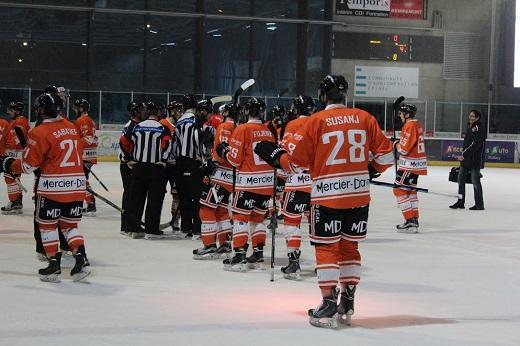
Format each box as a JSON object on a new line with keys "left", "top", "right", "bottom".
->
{"left": 354, "top": 65, "right": 419, "bottom": 98}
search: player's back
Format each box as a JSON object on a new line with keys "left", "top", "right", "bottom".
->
{"left": 398, "top": 119, "right": 427, "bottom": 175}
{"left": 228, "top": 120, "right": 275, "bottom": 196}
{"left": 288, "top": 105, "right": 393, "bottom": 209}
{"left": 30, "top": 118, "right": 86, "bottom": 202}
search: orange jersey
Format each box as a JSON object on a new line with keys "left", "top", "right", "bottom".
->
{"left": 5, "top": 115, "right": 30, "bottom": 157}
{"left": 280, "top": 105, "right": 394, "bottom": 209}
{"left": 74, "top": 114, "right": 98, "bottom": 164}
{"left": 211, "top": 119, "right": 235, "bottom": 191}
{"left": 281, "top": 116, "right": 312, "bottom": 193}
{"left": 160, "top": 117, "right": 175, "bottom": 134}
{"left": 396, "top": 119, "right": 427, "bottom": 175}
{"left": 0, "top": 118, "right": 9, "bottom": 155}
{"left": 10, "top": 117, "right": 86, "bottom": 203}
{"left": 225, "top": 119, "right": 275, "bottom": 196}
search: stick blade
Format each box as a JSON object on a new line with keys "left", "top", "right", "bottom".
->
{"left": 393, "top": 96, "right": 405, "bottom": 109}
{"left": 210, "top": 95, "right": 232, "bottom": 104}
{"left": 240, "top": 78, "right": 255, "bottom": 91}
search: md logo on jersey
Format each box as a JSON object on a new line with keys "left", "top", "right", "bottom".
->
{"left": 294, "top": 204, "right": 307, "bottom": 213}
{"left": 324, "top": 220, "right": 342, "bottom": 234}
{"left": 70, "top": 206, "right": 83, "bottom": 217}
{"left": 243, "top": 199, "right": 255, "bottom": 209}
{"left": 46, "top": 209, "right": 61, "bottom": 218}
{"left": 351, "top": 221, "right": 367, "bottom": 234}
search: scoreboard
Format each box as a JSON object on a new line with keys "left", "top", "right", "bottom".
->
{"left": 334, "top": 32, "right": 444, "bottom": 63}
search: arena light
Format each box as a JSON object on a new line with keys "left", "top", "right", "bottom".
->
{"left": 22, "top": 41, "right": 28, "bottom": 47}
{"left": 18, "top": 58, "right": 23, "bottom": 63}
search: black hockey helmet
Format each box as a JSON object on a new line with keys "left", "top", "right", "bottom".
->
{"left": 291, "top": 95, "right": 316, "bottom": 116}
{"left": 146, "top": 101, "right": 161, "bottom": 117}
{"left": 167, "top": 101, "right": 183, "bottom": 113}
{"left": 243, "top": 97, "right": 266, "bottom": 119}
{"left": 181, "top": 94, "right": 197, "bottom": 110}
{"left": 399, "top": 103, "right": 417, "bottom": 117}
{"left": 196, "top": 98, "right": 213, "bottom": 113}
{"left": 35, "top": 93, "right": 60, "bottom": 118}
{"left": 74, "top": 98, "right": 90, "bottom": 113}
{"left": 218, "top": 103, "right": 233, "bottom": 118}
{"left": 42, "top": 85, "right": 59, "bottom": 95}
{"left": 127, "top": 101, "right": 146, "bottom": 117}
{"left": 7, "top": 101, "right": 24, "bottom": 114}
{"left": 318, "top": 75, "right": 348, "bottom": 103}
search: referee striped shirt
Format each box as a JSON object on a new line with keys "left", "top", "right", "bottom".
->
{"left": 173, "top": 111, "right": 202, "bottom": 160}
{"left": 129, "top": 119, "right": 173, "bottom": 163}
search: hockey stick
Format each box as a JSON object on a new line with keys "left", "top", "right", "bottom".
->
{"left": 266, "top": 122, "right": 280, "bottom": 282}
{"left": 210, "top": 95, "right": 232, "bottom": 104}
{"left": 392, "top": 96, "right": 405, "bottom": 175}
{"left": 231, "top": 79, "right": 256, "bottom": 194}
{"left": 15, "top": 177, "right": 28, "bottom": 193}
{"left": 84, "top": 165, "right": 109, "bottom": 192}
{"left": 370, "top": 180, "right": 462, "bottom": 199}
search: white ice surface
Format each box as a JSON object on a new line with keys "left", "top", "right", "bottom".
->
{"left": 1, "top": 163, "right": 519, "bottom": 346}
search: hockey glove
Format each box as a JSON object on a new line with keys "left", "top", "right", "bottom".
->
{"left": 0, "top": 156, "right": 15, "bottom": 175}
{"left": 254, "top": 141, "right": 286, "bottom": 169}
{"left": 216, "top": 142, "right": 230, "bottom": 160}
{"left": 368, "top": 163, "right": 381, "bottom": 181}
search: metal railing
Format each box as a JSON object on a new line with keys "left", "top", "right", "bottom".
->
{"left": 1, "top": 86, "right": 519, "bottom": 139}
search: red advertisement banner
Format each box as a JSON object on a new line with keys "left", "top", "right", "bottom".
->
{"left": 390, "top": 0, "right": 426, "bottom": 19}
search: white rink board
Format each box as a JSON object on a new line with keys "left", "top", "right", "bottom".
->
{"left": 1, "top": 163, "right": 520, "bottom": 346}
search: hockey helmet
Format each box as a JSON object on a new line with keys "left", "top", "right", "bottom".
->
{"left": 74, "top": 98, "right": 90, "bottom": 113}
{"left": 7, "top": 101, "right": 24, "bottom": 114}
{"left": 399, "top": 103, "right": 417, "bottom": 117}
{"left": 35, "top": 93, "right": 60, "bottom": 118}
{"left": 196, "top": 99, "right": 213, "bottom": 114}
{"left": 291, "top": 95, "right": 316, "bottom": 116}
{"left": 243, "top": 97, "right": 266, "bottom": 119}
{"left": 318, "top": 75, "right": 348, "bottom": 103}
{"left": 181, "top": 94, "right": 197, "bottom": 110}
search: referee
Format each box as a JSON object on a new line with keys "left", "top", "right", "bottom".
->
{"left": 120, "top": 101, "right": 173, "bottom": 240}
{"left": 173, "top": 94, "right": 205, "bottom": 238}
{"left": 119, "top": 101, "right": 145, "bottom": 237}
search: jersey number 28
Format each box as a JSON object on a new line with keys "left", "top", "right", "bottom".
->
{"left": 322, "top": 130, "right": 366, "bottom": 166}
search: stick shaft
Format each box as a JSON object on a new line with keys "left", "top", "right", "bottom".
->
{"left": 370, "top": 180, "right": 461, "bottom": 199}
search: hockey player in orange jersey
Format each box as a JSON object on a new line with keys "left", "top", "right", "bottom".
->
{"left": 193, "top": 103, "right": 235, "bottom": 260}
{"left": 74, "top": 99, "right": 98, "bottom": 215}
{"left": 0, "top": 116, "right": 9, "bottom": 156}
{"left": 1, "top": 101, "right": 30, "bottom": 215}
{"left": 392, "top": 103, "right": 427, "bottom": 233}
{"left": 278, "top": 95, "right": 316, "bottom": 280}
{"left": 255, "top": 75, "right": 394, "bottom": 328}
{"left": 215, "top": 98, "right": 275, "bottom": 272}
{"left": 0, "top": 93, "right": 90, "bottom": 282}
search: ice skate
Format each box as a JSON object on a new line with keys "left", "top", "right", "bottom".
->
{"left": 83, "top": 202, "right": 96, "bottom": 217}
{"left": 281, "top": 250, "right": 301, "bottom": 280}
{"left": 144, "top": 230, "right": 168, "bottom": 240}
{"left": 215, "top": 242, "right": 232, "bottom": 259}
{"left": 70, "top": 247, "right": 91, "bottom": 282}
{"left": 223, "top": 248, "right": 247, "bottom": 272}
{"left": 337, "top": 285, "right": 356, "bottom": 326}
{"left": 246, "top": 247, "right": 265, "bottom": 271}
{"left": 308, "top": 292, "right": 339, "bottom": 329}
{"left": 1, "top": 198, "right": 23, "bottom": 215}
{"left": 38, "top": 252, "right": 62, "bottom": 283}
{"left": 193, "top": 244, "right": 218, "bottom": 260}
{"left": 396, "top": 218, "right": 419, "bottom": 233}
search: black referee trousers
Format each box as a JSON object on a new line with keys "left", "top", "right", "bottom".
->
{"left": 174, "top": 157, "right": 204, "bottom": 235}
{"left": 126, "top": 163, "right": 167, "bottom": 234}
{"left": 120, "top": 163, "right": 144, "bottom": 232}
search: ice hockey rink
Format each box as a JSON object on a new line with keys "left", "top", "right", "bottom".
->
{"left": 1, "top": 163, "right": 519, "bottom": 346}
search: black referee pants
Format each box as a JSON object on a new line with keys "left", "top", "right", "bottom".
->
{"left": 126, "top": 163, "right": 167, "bottom": 234}
{"left": 174, "top": 157, "right": 204, "bottom": 235}
{"left": 120, "top": 162, "right": 142, "bottom": 232}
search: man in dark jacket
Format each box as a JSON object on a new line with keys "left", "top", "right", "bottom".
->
{"left": 450, "top": 110, "right": 485, "bottom": 210}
